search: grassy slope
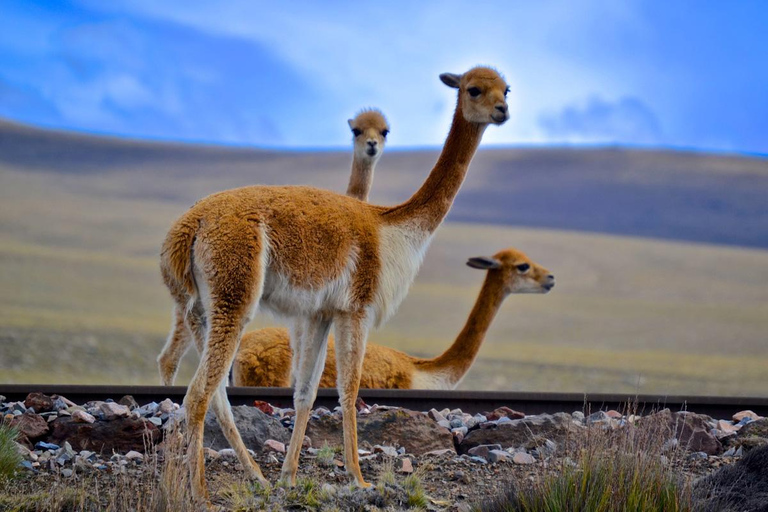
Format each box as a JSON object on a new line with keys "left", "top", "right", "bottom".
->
{"left": 1, "top": 120, "right": 767, "bottom": 394}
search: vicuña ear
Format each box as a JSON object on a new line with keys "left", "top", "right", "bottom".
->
{"left": 440, "top": 73, "right": 462, "bottom": 89}
{"left": 347, "top": 119, "right": 355, "bottom": 129}
{"left": 466, "top": 256, "right": 501, "bottom": 270}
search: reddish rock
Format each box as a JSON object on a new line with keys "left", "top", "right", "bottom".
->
{"left": 252, "top": 401, "right": 274, "bottom": 415}
{"left": 72, "top": 410, "right": 96, "bottom": 424}
{"left": 307, "top": 409, "right": 454, "bottom": 455}
{"left": 355, "top": 397, "right": 369, "bottom": 412}
{"left": 400, "top": 458, "right": 413, "bottom": 473}
{"left": 264, "top": 439, "right": 285, "bottom": 453}
{"left": 717, "top": 419, "right": 741, "bottom": 434}
{"left": 48, "top": 416, "right": 160, "bottom": 454}
{"left": 8, "top": 411, "right": 49, "bottom": 441}
{"left": 512, "top": 452, "right": 536, "bottom": 465}
{"left": 733, "top": 410, "right": 762, "bottom": 423}
{"left": 606, "top": 410, "right": 623, "bottom": 419}
{"left": 485, "top": 407, "right": 525, "bottom": 421}
{"left": 99, "top": 402, "right": 130, "bottom": 420}
{"left": 24, "top": 393, "right": 54, "bottom": 413}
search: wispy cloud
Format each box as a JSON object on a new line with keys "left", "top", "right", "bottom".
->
{"left": 539, "top": 96, "right": 662, "bottom": 145}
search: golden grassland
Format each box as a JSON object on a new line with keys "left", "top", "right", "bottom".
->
{"left": 2, "top": 161, "right": 767, "bottom": 395}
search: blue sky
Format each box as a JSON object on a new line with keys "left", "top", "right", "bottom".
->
{"left": 1, "top": 1, "right": 766, "bottom": 153}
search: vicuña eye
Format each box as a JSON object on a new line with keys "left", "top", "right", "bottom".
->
{"left": 516, "top": 263, "right": 530, "bottom": 273}
{"left": 352, "top": 128, "right": 362, "bottom": 137}
{"left": 467, "top": 87, "right": 481, "bottom": 97}
{"left": 381, "top": 129, "right": 389, "bottom": 137}
{"left": 504, "top": 86, "right": 510, "bottom": 97}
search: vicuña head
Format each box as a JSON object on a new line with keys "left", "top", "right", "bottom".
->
{"left": 346, "top": 109, "right": 389, "bottom": 202}
{"left": 159, "top": 65, "right": 508, "bottom": 504}
{"left": 466, "top": 247, "right": 554, "bottom": 294}
{"left": 233, "top": 246, "right": 554, "bottom": 391}
{"left": 348, "top": 108, "right": 389, "bottom": 160}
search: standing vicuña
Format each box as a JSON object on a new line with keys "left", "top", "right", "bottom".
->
{"left": 156, "top": 108, "right": 390, "bottom": 386}
{"left": 233, "top": 247, "right": 554, "bottom": 389}
{"left": 159, "top": 66, "right": 509, "bottom": 504}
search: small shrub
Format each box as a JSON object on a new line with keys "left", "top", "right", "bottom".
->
{"left": 316, "top": 442, "right": 338, "bottom": 468}
{"left": 0, "top": 423, "right": 22, "bottom": 481}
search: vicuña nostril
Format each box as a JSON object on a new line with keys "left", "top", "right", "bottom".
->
{"left": 495, "top": 105, "right": 508, "bottom": 114}
{"left": 367, "top": 140, "right": 377, "bottom": 147}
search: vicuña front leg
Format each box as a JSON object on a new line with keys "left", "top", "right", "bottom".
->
{"left": 280, "top": 317, "right": 332, "bottom": 486}
{"left": 334, "top": 311, "right": 371, "bottom": 488}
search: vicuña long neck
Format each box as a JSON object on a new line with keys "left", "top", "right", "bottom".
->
{"left": 417, "top": 273, "right": 506, "bottom": 387}
{"left": 346, "top": 156, "right": 375, "bottom": 202}
{"left": 383, "top": 101, "right": 486, "bottom": 232}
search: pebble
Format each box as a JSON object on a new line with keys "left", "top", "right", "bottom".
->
{"left": 61, "top": 468, "right": 73, "bottom": 478}
{"left": 512, "top": 452, "right": 536, "bottom": 465}
{"left": 468, "top": 444, "right": 502, "bottom": 459}
{"left": 373, "top": 445, "right": 398, "bottom": 457}
{"left": 99, "top": 402, "right": 130, "bottom": 421}
{"left": 400, "top": 458, "right": 414, "bottom": 473}
{"left": 125, "top": 451, "right": 144, "bottom": 462}
{"left": 264, "top": 439, "right": 285, "bottom": 453}
{"left": 72, "top": 410, "right": 96, "bottom": 424}
{"left": 488, "top": 450, "right": 510, "bottom": 463}
{"left": 35, "top": 441, "right": 60, "bottom": 451}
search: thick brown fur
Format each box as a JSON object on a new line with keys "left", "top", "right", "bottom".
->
{"left": 233, "top": 248, "right": 554, "bottom": 389}
{"left": 159, "top": 66, "right": 509, "bottom": 505}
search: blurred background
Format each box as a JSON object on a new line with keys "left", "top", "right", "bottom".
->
{"left": 1, "top": 1, "right": 766, "bottom": 395}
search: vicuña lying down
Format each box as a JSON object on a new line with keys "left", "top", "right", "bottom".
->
{"left": 233, "top": 247, "right": 554, "bottom": 390}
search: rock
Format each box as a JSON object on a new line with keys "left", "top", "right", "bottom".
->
{"left": 400, "top": 458, "right": 413, "bottom": 473}
{"left": 423, "top": 448, "right": 455, "bottom": 457}
{"left": 467, "top": 444, "right": 502, "bottom": 459}
{"left": 733, "top": 410, "right": 761, "bottom": 423}
{"left": 35, "top": 441, "right": 60, "bottom": 451}
{"left": 264, "top": 439, "right": 285, "bottom": 453}
{"left": 48, "top": 416, "right": 160, "bottom": 453}
{"left": 72, "top": 410, "right": 96, "bottom": 424}
{"left": 606, "top": 410, "right": 623, "bottom": 419}
{"left": 99, "top": 402, "right": 130, "bottom": 421}
{"left": 24, "top": 393, "right": 54, "bottom": 413}
{"left": 116, "top": 395, "right": 138, "bottom": 410}
{"left": 488, "top": 450, "right": 510, "bottom": 463}
{"left": 717, "top": 419, "right": 741, "bottom": 434}
{"left": 355, "top": 397, "right": 369, "bottom": 412}
{"left": 738, "top": 418, "right": 768, "bottom": 439}
{"left": 252, "top": 401, "right": 274, "bottom": 415}
{"left": 449, "top": 418, "right": 464, "bottom": 429}
{"left": 148, "top": 417, "right": 162, "bottom": 427}
{"left": 156, "top": 399, "right": 176, "bottom": 416}
{"left": 307, "top": 408, "right": 454, "bottom": 455}
{"left": 125, "top": 451, "right": 144, "bottom": 461}
{"left": 572, "top": 411, "right": 585, "bottom": 422}
{"left": 459, "top": 413, "right": 574, "bottom": 454}
{"left": 8, "top": 411, "right": 49, "bottom": 441}
{"left": 218, "top": 448, "right": 237, "bottom": 459}
{"left": 512, "top": 452, "right": 536, "bottom": 465}
{"left": 485, "top": 407, "right": 525, "bottom": 421}
{"left": 428, "top": 409, "right": 447, "bottom": 423}
{"left": 61, "top": 468, "right": 73, "bottom": 478}
{"left": 203, "top": 447, "right": 219, "bottom": 459}
{"left": 640, "top": 409, "right": 722, "bottom": 455}
{"left": 204, "top": 405, "right": 289, "bottom": 451}
{"left": 373, "top": 445, "right": 398, "bottom": 457}
{"left": 587, "top": 411, "right": 610, "bottom": 425}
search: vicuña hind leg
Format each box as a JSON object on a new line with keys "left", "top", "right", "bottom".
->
{"left": 158, "top": 306, "right": 194, "bottom": 385}
{"left": 334, "top": 311, "right": 371, "bottom": 488}
{"left": 279, "top": 316, "right": 332, "bottom": 486}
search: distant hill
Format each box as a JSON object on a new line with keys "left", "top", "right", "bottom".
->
{"left": 1, "top": 118, "right": 767, "bottom": 247}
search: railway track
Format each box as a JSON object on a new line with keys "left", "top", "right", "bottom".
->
{"left": 2, "top": 384, "right": 767, "bottom": 419}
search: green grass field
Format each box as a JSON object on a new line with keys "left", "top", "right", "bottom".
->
{"left": 1, "top": 122, "right": 767, "bottom": 396}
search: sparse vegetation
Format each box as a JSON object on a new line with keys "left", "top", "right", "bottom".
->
{"left": 0, "top": 424, "right": 22, "bottom": 482}
{"left": 475, "top": 408, "right": 696, "bottom": 512}
{"left": 316, "top": 442, "right": 338, "bottom": 468}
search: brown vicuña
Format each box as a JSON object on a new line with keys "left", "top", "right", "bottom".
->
{"left": 156, "top": 109, "right": 390, "bottom": 386}
{"left": 159, "top": 66, "right": 509, "bottom": 504}
{"left": 233, "top": 247, "right": 554, "bottom": 389}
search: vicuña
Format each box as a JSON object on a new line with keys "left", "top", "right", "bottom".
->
{"left": 159, "top": 66, "right": 509, "bottom": 504}
{"left": 233, "top": 247, "right": 554, "bottom": 389}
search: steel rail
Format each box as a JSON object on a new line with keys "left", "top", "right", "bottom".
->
{"left": 1, "top": 384, "right": 767, "bottom": 419}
